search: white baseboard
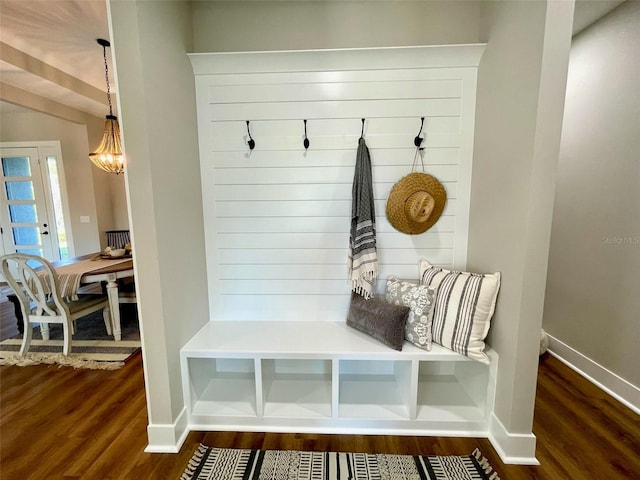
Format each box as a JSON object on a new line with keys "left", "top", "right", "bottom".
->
{"left": 547, "top": 334, "right": 640, "bottom": 415}
{"left": 144, "top": 407, "right": 189, "bottom": 453}
{"left": 487, "top": 413, "right": 539, "bottom": 465}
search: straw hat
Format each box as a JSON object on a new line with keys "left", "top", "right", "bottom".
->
{"left": 385, "top": 172, "right": 447, "bottom": 235}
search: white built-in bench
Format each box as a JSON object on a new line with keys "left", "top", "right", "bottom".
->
{"left": 180, "top": 321, "right": 497, "bottom": 436}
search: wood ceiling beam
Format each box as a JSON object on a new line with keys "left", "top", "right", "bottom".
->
{"left": 0, "top": 41, "right": 107, "bottom": 106}
{"left": 0, "top": 81, "right": 101, "bottom": 125}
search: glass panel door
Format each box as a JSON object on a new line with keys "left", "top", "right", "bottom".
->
{"left": 0, "top": 148, "right": 55, "bottom": 260}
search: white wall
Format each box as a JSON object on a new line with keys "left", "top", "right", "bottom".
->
{"left": 108, "top": 0, "right": 209, "bottom": 449}
{"left": 108, "top": 173, "right": 129, "bottom": 232}
{"left": 192, "top": 1, "right": 481, "bottom": 52}
{"left": 0, "top": 110, "right": 104, "bottom": 254}
{"left": 544, "top": 2, "right": 640, "bottom": 389}
{"left": 469, "top": 0, "right": 574, "bottom": 460}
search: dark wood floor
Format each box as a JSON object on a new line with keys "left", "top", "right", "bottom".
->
{"left": 1, "top": 351, "right": 638, "bottom": 479}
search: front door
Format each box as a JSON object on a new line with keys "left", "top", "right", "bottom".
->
{"left": 0, "top": 147, "right": 57, "bottom": 260}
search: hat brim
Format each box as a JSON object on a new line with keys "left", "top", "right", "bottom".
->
{"left": 385, "top": 172, "right": 447, "bottom": 235}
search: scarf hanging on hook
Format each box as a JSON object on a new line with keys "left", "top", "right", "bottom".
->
{"left": 348, "top": 137, "right": 378, "bottom": 299}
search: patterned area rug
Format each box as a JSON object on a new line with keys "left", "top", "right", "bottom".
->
{"left": 0, "top": 307, "right": 140, "bottom": 370}
{"left": 180, "top": 446, "right": 500, "bottom": 480}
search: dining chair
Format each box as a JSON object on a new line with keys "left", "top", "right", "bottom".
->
{"left": 0, "top": 253, "right": 111, "bottom": 356}
{"left": 117, "top": 277, "right": 137, "bottom": 304}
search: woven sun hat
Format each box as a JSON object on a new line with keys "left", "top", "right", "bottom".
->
{"left": 385, "top": 172, "right": 447, "bottom": 235}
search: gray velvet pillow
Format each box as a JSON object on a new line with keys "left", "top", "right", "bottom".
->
{"left": 346, "top": 293, "right": 410, "bottom": 350}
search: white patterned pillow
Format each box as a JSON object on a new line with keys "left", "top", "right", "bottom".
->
{"left": 419, "top": 259, "right": 500, "bottom": 364}
{"left": 385, "top": 276, "right": 435, "bottom": 351}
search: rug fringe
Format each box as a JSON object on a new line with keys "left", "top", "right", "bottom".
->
{"left": 472, "top": 448, "right": 500, "bottom": 480}
{"left": 180, "top": 444, "right": 209, "bottom": 480}
{"left": 0, "top": 353, "right": 124, "bottom": 370}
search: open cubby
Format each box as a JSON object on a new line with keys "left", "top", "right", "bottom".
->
{"left": 185, "top": 357, "right": 257, "bottom": 417}
{"left": 261, "top": 359, "right": 332, "bottom": 418}
{"left": 338, "top": 360, "right": 412, "bottom": 420}
{"left": 416, "top": 361, "right": 491, "bottom": 422}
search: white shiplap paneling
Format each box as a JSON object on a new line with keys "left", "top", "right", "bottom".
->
{"left": 191, "top": 45, "right": 484, "bottom": 322}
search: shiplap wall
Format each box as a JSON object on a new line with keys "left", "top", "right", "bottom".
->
{"left": 190, "top": 46, "right": 484, "bottom": 322}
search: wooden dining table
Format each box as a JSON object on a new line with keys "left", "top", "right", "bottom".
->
{"left": 8, "top": 253, "right": 135, "bottom": 341}
{"left": 72, "top": 254, "right": 135, "bottom": 341}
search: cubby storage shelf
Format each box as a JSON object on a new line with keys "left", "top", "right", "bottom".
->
{"left": 181, "top": 321, "right": 497, "bottom": 436}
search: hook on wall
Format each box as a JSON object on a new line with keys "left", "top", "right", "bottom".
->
{"left": 360, "top": 118, "right": 366, "bottom": 139}
{"left": 303, "top": 119, "right": 310, "bottom": 150}
{"left": 246, "top": 120, "right": 256, "bottom": 150}
{"left": 414, "top": 117, "right": 425, "bottom": 148}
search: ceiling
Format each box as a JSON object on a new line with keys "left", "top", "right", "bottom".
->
{"left": 0, "top": 0, "right": 626, "bottom": 120}
{"left": 0, "top": 0, "right": 112, "bottom": 119}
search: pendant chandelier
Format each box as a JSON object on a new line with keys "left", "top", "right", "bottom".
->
{"left": 89, "top": 38, "right": 125, "bottom": 174}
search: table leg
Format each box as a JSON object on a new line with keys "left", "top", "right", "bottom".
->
{"left": 105, "top": 274, "right": 122, "bottom": 341}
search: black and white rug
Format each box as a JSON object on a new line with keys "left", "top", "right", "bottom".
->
{"left": 181, "top": 445, "right": 500, "bottom": 480}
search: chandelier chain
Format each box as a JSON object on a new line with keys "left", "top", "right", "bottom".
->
{"left": 102, "top": 43, "right": 113, "bottom": 116}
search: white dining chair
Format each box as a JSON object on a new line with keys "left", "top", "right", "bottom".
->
{"left": 0, "top": 253, "right": 111, "bottom": 356}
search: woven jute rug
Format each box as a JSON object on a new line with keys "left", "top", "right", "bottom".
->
{"left": 0, "top": 308, "right": 140, "bottom": 370}
{"left": 180, "top": 445, "right": 500, "bottom": 480}
{"left": 0, "top": 339, "right": 140, "bottom": 369}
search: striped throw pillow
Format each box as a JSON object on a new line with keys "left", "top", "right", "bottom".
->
{"left": 419, "top": 259, "right": 500, "bottom": 364}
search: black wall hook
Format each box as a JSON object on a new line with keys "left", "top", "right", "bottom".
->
{"left": 303, "top": 119, "right": 310, "bottom": 150}
{"left": 360, "top": 118, "right": 366, "bottom": 139}
{"left": 246, "top": 120, "right": 255, "bottom": 150}
{"left": 414, "top": 117, "right": 425, "bottom": 148}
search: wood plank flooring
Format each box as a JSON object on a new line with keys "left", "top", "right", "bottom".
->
{"left": 1, "top": 352, "right": 638, "bottom": 479}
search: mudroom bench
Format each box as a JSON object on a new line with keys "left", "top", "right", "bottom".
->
{"left": 180, "top": 321, "right": 498, "bottom": 436}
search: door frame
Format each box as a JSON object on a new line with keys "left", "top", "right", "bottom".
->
{"left": 0, "top": 141, "right": 75, "bottom": 260}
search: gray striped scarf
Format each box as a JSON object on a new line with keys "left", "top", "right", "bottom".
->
{"left": 348, "top": 137, "right": 378, "bottom": 299}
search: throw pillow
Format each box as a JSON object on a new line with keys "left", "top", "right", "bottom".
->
{"left": 346, "top": 292, "right": 410, "bottom": 351}
{"left": 385, "top": 276, "right": 435, "bottom": 351}
{"left": 419, "top": 259, "right": 501, "bottom": 364}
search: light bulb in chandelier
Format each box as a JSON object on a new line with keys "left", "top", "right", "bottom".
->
{"left": 89, "top": 38, "right": 125, "bottom": 174}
